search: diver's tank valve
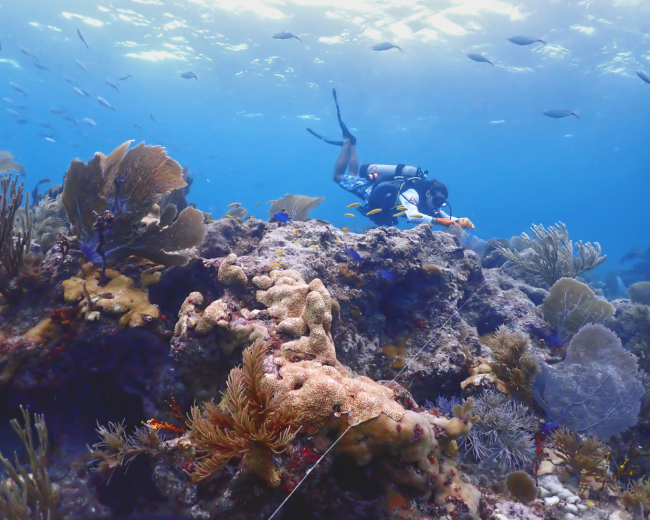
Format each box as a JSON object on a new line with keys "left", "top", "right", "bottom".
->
{"left": 361, "top": 164, "right": 426, "bottom": 181}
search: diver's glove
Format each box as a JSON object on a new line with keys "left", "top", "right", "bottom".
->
{"left": 458, "top": 218, "right": 475, "bottom": 229}
{"left": 434, "top": 218, "right": 461, "bottom": 227}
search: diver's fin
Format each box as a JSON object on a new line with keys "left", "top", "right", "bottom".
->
{"left": 306, "top": 128, "right": 343, "bottom": 146}
{"left": 331, "top": 88, "right": 356, "bottom": 145}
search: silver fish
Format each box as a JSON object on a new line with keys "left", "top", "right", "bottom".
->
{"left": 44, "top": 137, "right": 56, "bottom": 143}
{"left": 10, "top": 82, "right": 27, "bottom": 96}
{"left": 544, "top": 109, "right": 580, "bottom": 120}
{"left": 77, "top": 28, "right": 89, "bottom": 50}
{"left": 637, "top": 70, "right": 650, "bottom": 84}
{"left": 4, "top": 98, "right": 25, "bottom": 108}
{"left": 34, "top": 63, "right": 52, "bottom": 73}
{"left": 38, "top": 132, "right": 55, "bottom": 138}
{"left": 50, "top": 107, "right": 65, "bottom": 114}
{"left": 62, "top": 75, "right": 76, "bottom": 84}
{"left": 39, "top": 122, "right": 54, "bottom": 129}
{"left": 73, "top": 87, "right": 88, "bottom": 97}
{"left": 6, "top": 108, "right": 20, "bottom": 116}
{"left": 119, "top": 74, "right": 133, "bottom": 81}
{"left": 83, "top": 117, "right": 97, "bottom": 126}
{"left": 272, "top": 31, "right": 302, "bottom": 42}
{"left": 15, "top": 118, "right": 28, "bottom": 124}
{"left": 19, "top": 46, "right": 38, "bottom": 59}
{"left": 76, "top": 60, "right": 88, "bottom": 71}
{"left": 372, "top": 42, "right": 403, "bottom": 52}
{"left": 467, "top": 53, "right": 494, "bottom": 66}
{"left": 106, "top": 79, "right": 119, "bottom": 92}
{"left": 69, "top": 142, "right": 83, "bottom": 149}
{"left": 134, "top": 122, "right": 141, "bottom": 129}
{"left": 62, "top": 112, "right": 77, "bottom": 124}
{"left": 181, "top": 71, "right": 197, "bottom": 80}
{"left": 97, "top": 96, "right": 115, "bottom": 111}
{"left": 508, "top": 36, "right": 546, "bottom": 46}
{"left": 150, "top": 113, "right": 157, "bottom": 123}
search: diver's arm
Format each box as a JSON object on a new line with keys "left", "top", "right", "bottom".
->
{"left": 433, "top": 208, "right": 459, "bottom": 222}
{"left": 398, "top": 192, "right": 433, "bottom": 225}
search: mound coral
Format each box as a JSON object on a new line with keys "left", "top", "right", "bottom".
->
{"left": 485, "top": 325, "right": 540, "bottom": 402}
{"left": 536, "top": 324, "right": 644, "bottom": 438}
{"left": 505, "top": 471, "right": 537, "bottom": 505}
{"left": 62, "top": 141, "right": 206, "bottom": 267}
{"left": 62, "top": 262, "right": 160, "bottom": 327}
{"left": 542, "top": 277, "right": 615, "bottom": 344}
{"left": 497, "top": 222, "right": 606, "bottom": 286}
{"left": 629, "top": 281, "right": 650, "bottom": 306}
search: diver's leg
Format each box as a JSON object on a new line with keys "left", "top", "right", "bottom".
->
{"left": 348, "top": 143, "right": 359, "bottom": 176}
{"left": 333, "top": 139, "right": 352, "bottom": 182}
{"left": 307, "top": 128, "right": 343, "bottom": 146}
{"left": 332, "top": 89, "right": 356, "bottom": 145}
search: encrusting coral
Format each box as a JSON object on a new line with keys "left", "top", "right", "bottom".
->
{"left": 62, "top": 262, "right": 160, "bottom": 327}
{"left": 62, "top": 141, "right": 206, "bottom": 267}
{"left": 486, "top": 325, "right": 540, "bottom": 402}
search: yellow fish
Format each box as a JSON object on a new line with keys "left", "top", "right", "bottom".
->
{"left": 270, "top": 263, "right": 282, "bottom": 268}
{"left": 274, "top": 250, "right": 284, "bottom": 254}
{"left": 396, "top": 205, "right": 406, "bottom": 210}
{"left": 337, "top": 238, "right": 341, "bottom": 245}
{"left": 266, "top": 200, "right": 276, "bottom": 204}
{"left": 249, "top": 215, "right": 255, "bottom": 219}
{"left": 293, "top": 240, "right": 300, "bottom": 243}
{"left": 343, "top": 227, "right": 348, "bottom": 233}
{"left": 226, "top": 214, "right": 234, "bottom": 218}
{"left": 227, "top": 202, "right": 241, "bottom": 208}
{"left": 256, "top": 202, "right": 261, "bottom": 207}
{"left": 366, "top": 208, "right": 382, "bottom": 215}
{"left": 412, "top": 214, "right": 424, "bottom": 218}
{"left": 241, "top": 209, "right": 247, "bottom": 215}
{"left": 293, "top": 228, "right": 300, "bottom": 234}
{"left": 346, "top": 202, "right": 361, "bottom": 208}
{"left": 344, "top": 213, "right": 355, "bottom": 217}
{"left": 309, "top": 245, "right": 318, "bottom": 248}
{"left": 393, "top": 211, "right": 406, "bottom": 217}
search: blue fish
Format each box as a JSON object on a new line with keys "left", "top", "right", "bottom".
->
{"left": 539, "top": 420, "right": 559, "bottom": 436}
{"left": 637, "top": 70, "right": 650, "bottom": 84}
{"left": 467, "top": 53, "right": 494, "bottom": 66}
{"left": 376, "top": 269, "right": 394, "bottom": 281}
{"left": 273, "top": 212, "right": 293, "bottom": 223}
{"left": 181, "top": 71, "right": 197, "bottom": 80}
{"left": 544, "top": 109, "right": 579, "bottom": 120}
{"left": 508, "top": 36, "right": 546, "bottom": 46}
{"left": 343, "top": 247, "right": 362, "bottom": 261}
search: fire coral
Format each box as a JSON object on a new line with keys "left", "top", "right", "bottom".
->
{"left": 62, "top": 141, "right": 206, "bottom": 266}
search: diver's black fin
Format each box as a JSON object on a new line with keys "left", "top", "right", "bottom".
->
{"left": 307, "top": 128, "right": 343, "bottom": 146}
{"left": 332, "top": 88, "right": 356, "bottom": 145}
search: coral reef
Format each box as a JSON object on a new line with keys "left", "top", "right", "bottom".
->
{"left": 542, "top": 277, "right": 615, "bottom": 344}
{"left": 497, "top": 222, "right": 606, "bottom": 286}
{"left": 62, "top": 141, "right": 206, "bottom": 267}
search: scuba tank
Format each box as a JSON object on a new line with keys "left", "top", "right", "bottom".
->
{"left": 359, "top": 164, "right": 427, "bottom": 181}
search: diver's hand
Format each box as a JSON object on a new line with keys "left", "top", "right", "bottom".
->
{"left": 458, "top": 218, "right": 475, "bottom": 229}
{"left": 435, "top": 218, "right": 461, "bottom": 227}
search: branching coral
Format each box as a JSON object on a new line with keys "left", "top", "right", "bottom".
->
{"left": 486, "top": 326, "right": 540, "bottom": 402}
{"left": 0, "top": 406, "right": 59, "bottom": 520}
{"left": 542, "top": 277, "right": 615, "bottom": 344}
{"left": 551, "top": 427, "right": 608, "bottom": 480}
{"left": 186, "top": 339, "right": 302, "bottom": 487}
{"left": 497, "top": 222, "right": 606, "bottom": 286}
{"left": 62, "top": 141, "right": 206, "bottom": 267}
{"left": 621, "top": 478, "right": 650, "bottom": 517}
{"left": 89, "top": 421, "right": 162, "bottom": 473}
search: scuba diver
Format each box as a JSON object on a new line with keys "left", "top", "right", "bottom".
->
{"left": 307, "top": 89, "right": 475, "bottom": 230}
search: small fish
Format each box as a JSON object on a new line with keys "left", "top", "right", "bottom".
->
{"left": 173, "top": 142, "right": 179, "bottom": 151}
{"left": 309, "top": 245, "right": 318, "bottom": 248}
{"left": 508, "top": 36, "right": 546, "bottom": 46}
{"left": 366, "top": 208, "right": 382, "bottom": 215}
{"left": 62, "top": 112, "right": 77, "bottom": 124}
{"left": 106, "top": 79, "right": 119, "bottom": 92}
{"left": 344, "top": 213, "right": 355, "bottom": 217}
{"left": 10, "top": 82, "right": 27, "bottom": 96}
{"left": 396, "top": 205, "right": 406, "bottom": 210}
{"left": 636, "top": 70, "right": 650, "bottom": 84}
{"left": 50, "top": 107, "right": 65, "bottom": 114}
{"left": 273, "top": 212, "right": 293, "bottom": 223}
{"left": 76, "top": 60, "right": 88, "bottom": 71}
{"left": 44, "top": 137, "right": 56, "bottom": 143}
{"left": 376, "top": 269, "right": 394, "bottom": 281}
{"left": 256, "top": 202, "right": 261, "bottom": 207}
{"left": 411, "top": 214, "right": 425, "bottom": 218}
{"left": 343, "top": 247, "right": 362, "bottom": 261}
{"left": 83, "top": 118, "right": 97, "bottom": 126}
{"left": 36, "top": 178, "right": 51, "bottom": 185}
{"left": 538, "top": 420, "right": 559, "bottom": 436}
{"left": 19, "top": 46, "right": 38, "bottom": 59}
{"left": 73, "top": 87, "right": 88, "bottom": 97}
{"left": 467, "top": 54, "right": 494, "bottom": 66}
{"left": 266, "top": 200, "right": 276, "bottom": 204}
{"left": 134, "top": 122, "right": 141, "bottom": 129}
{"left": 240, "top": 209, "right": 247, "bottom": 215}
{"left": 293, "top": 229, "right": 300, "bottom": 234}
{"left": 343, "top": 228, "right": 348, "bottom": 233}
{"left": 68, "top": 142, "right": 82, "bottom": 149}
{"left": 77, "top": 28, "right": 89, "bottom": 49}
{"left": 34, "top": 63, "right": 52, "bottom": 73}
{"left": 270, "top": 262, "right": 282, "bottom": 268}
{"left": 97, "top": 96, "right": 116, "bottom": 111}
{"left": 6, "top": 108, "right": 20, "bottom": 116}
{"left": 62, "top": 75, "right": 76, "bottom": 84}
{"left": 372, "top": 42, "right": 403, "bottom": 52}
{"left": 150, "top": 113, "right": 157, "bottom": 123}
{"left": 15, "top": 118, "right": 28, "bottom": 124}
{"left": 39, "top": 122, "right": 54, "bottom": 128}
{"left": 337, "top": 238, "right": 341, "bottom": 245}
{"left": 346, "top": 202, "right": 361, "bottom": 208}
{"left": 274, "top": 250, "right": 284, "bottom": 254}
{"left": 272, "top": 31, "right": 302, "bottom": 42}
{"left": 393, "top": 211, "right": 406, "bottom": 217}
{"left": 119, "top": 74, "right": 133, "bottom": 81}
{"left": 228, "top": 202, "right": 241, "bottom": 207}
{"left": 38, "top": 131, "right": 55, "bottom": 138}
{"left": 544, "top": 109, "right": 579, "bottom": 120}
{"left": 181, "top": 71, "right": 197, "bottom": 80}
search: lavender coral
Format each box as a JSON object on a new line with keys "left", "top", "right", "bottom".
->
{"left": 62, "top": 141, "right": 206, "bottom": 267}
